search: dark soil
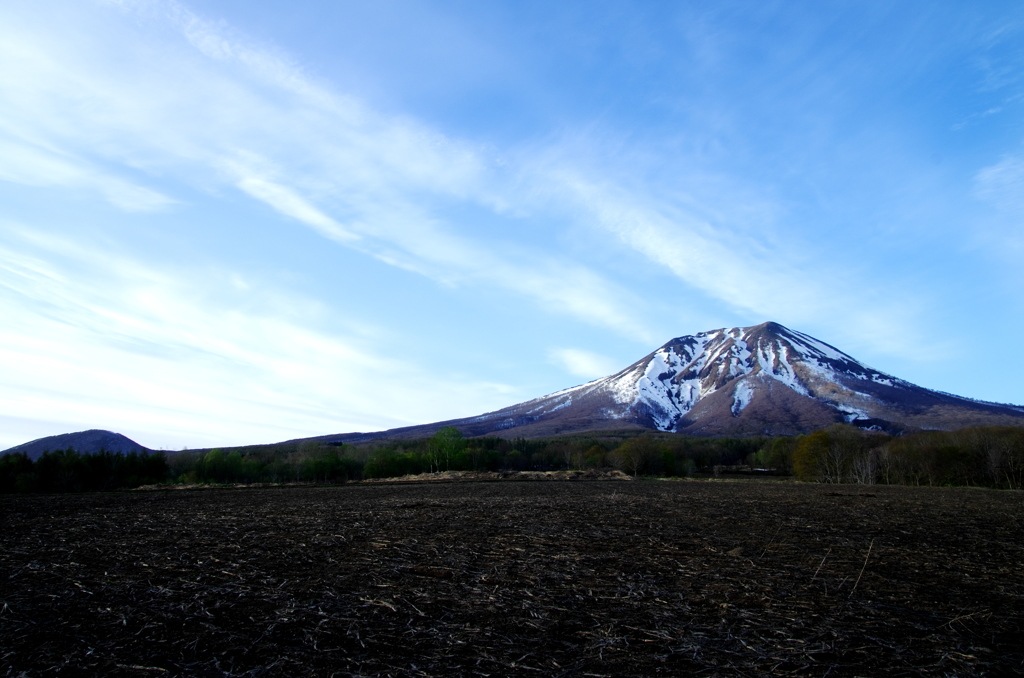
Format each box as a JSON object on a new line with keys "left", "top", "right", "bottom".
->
{"left": 2, "top": 481, "right": 1022, "bottom": 677}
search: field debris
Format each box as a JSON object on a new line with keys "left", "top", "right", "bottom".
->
{"left": 2, "top": 481, "right": 1022, "bottom": 676}
{"left": 132, "top": 469, "right": 633, "bottom": 491}
{"left": 362, "top": 469, "right": 633, "bottom": 483}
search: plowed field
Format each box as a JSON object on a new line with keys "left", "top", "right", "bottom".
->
{"left": 2, "top": 480, "right": 1022, "bottom": 676}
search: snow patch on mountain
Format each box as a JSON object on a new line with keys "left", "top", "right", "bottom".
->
{"left": 731, "top": 380, "right": 754, "bottom": 416}
{"left": 579, "top": 322, "right": 911, "bottom": 431}
{"left": 835, "top": 403, "right": 871, "bottom": 421}
{"left": 315, "top": 320, "right": 1024, "bottom": 445}
{"left": 756, "top": 341, "right": 809, "bottom": 395}
{"left": 455, "top": 321, "right": 1023, "bottom": 437}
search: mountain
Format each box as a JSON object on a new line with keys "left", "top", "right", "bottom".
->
{"left": 317, "top": 322, "right": 1024, "bottom": 442}
{"left": 9, "top": 324, "right": 1022, "bottom": 452}
{"left": 1, "top": 429, "right": 150, "bottom": 461}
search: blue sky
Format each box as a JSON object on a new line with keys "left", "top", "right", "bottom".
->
{"left": 1, "top": 0, "right": 1022, "bottom": 450}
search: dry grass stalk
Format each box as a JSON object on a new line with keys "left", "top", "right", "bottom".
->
{"left": 849, "top": 539, "right": 874, "bottom": 597}
{"left": 811, "top": 547, "right": 831, "bottom": 581}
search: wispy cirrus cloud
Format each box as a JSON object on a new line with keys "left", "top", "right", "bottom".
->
{"left": 971, "top": 153, "right": 1024, "bottom": 275}
{"left": 975, "top": 154, "right": 1024, "bottom": 212}
{"left": 548, "top": 169, "right": 933, "bottom": 360}
{"left": 0, "top": 136, "right": 174, "bottom": 212}
{"left": 0, "top": 0, "right": 656, "bottom": 341}
{"left": 548, "top": 347, "right": 622, "bottom": 380}
{"left": 0, "top": 226, "right": 520, "bottom": 450}
{"left": 0, "top": 0, "right": 936, "bottom": 355}
{"left": 235, "top": 176, "right": 360, "bottom": 244}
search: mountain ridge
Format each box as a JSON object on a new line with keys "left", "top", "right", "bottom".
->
{"left": 308, "top": 321, "right": 1024, "bottom": 443}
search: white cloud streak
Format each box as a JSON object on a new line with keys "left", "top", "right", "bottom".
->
{"left": 236, "top": 176, "right": 360, "bottom": 244}
{"left": 0, "top": 0, "right": 656, "bottom": 340}
{"left": 548, "top": 347, "right": 622, "bottom": 380}
{"left": 550, "top": 170, "right": 929, "bottom": 359}
{"left": 975, "top": 154, "right": 1024, "bottom": 212}
{"left": 0, "top": 227, "right": 519, "bottom": 450}
{"left": 0, "top": 0, "right": 929, "bottom": 353}
{"left": 0, "top": 136, "right": 174, "bottom": 212}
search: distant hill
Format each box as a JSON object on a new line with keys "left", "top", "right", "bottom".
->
{"left": 303, "top": 321, "right": 1024, "bottom": 444}
{"left": 1, "top": 430, "right": 150, "bottom": 461}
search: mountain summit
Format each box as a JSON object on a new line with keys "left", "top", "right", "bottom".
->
{"left": 2, "top": 429, "right": 150, "bottom": 460}
{"left": 327, "top": 322, "right": 1024, "bottom": 442}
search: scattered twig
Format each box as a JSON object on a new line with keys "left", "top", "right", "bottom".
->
{"left": 115, "top": 664, "right": 168, "bottom": 673}
{"left": 849, "top": 539, "right": 874, "bottom": 597}
{"left": 399, "top": 597, "right": 426, "bottom": 617}
{"left": 759, "top": 526, "right": 782, "bottom": 558}
{"left": 812, "top": 548, "right": 831, "bottom": 581}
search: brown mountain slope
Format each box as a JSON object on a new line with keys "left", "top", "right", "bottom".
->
{"left": 307, "top": 322, "right": 1024, "bottom": 444}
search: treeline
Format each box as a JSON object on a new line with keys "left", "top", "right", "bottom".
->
{"left": 0, "top": 449, "right": 168, "bottom": 493}
{"left": 787, "top": 424, "right": 1024, "bottom": 489}
{"left": 168, "top": 441, "right": 362, "bottom": 484}
{"left": 358, "top": 428, "right": 768, "bottom": 479}
{"left": 156, "top": 424, "right": 1024, "bottom": 488}
{"left": 163, "top": 429, "right": 767, "bottom": 483}
{"left": 3, "top": 425, "right": 1022, "bottom": 492}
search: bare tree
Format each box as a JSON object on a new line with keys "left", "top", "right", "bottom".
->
{"left": 611, "top": 436, "right": 660, "bottom": 477}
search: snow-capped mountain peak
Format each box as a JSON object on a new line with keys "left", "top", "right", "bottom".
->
{"left": 544, "top": 322, "right": 892, "bottom": 431}
{"left": 321, "top": 322, "right": 1024, "bottom": 443}
{"left": 453, "top": 321, "right": 1022, "bottom": 438}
